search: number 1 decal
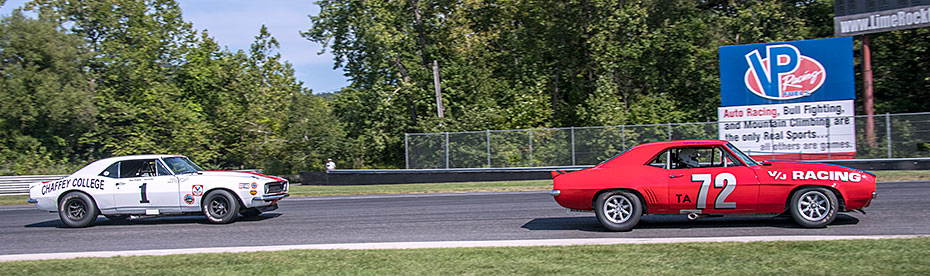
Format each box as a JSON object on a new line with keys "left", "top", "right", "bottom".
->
{"left": 139, "top": 183, "right": 150, "bottom": 203}
{"left": 692, "top": 173, "right": 736, "bottom": 209}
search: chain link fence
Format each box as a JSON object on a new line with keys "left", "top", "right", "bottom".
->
{"left": 405, "top": 112, "right": 930, "bottom": 169}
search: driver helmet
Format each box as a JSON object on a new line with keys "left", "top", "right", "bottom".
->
{"left": 678, "top": 148, "right": 700, "bottom": 168}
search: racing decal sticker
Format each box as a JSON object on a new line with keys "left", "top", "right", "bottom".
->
{"left": 238, "top": 183, "right": 250, "bottom": 189}
{"left": 192, "top": 185, "right": 203, "bottom": 196}
{"left": 184, "top": 194, "right": 195, "bottom": 205}
{"left": 768, "top": 170, "right": 862, "bottom": 182}
{"left": 792, "top": 170, "right": 862, "bottom": 182}
{"left": 250, "top": 190, "right": 257, "bottom": 195}
{"left": 41, "top": 178, "right": 105, "bottom": 195}
{"left": 251, "top": 182, "right": 258, "bottom": 189}
{"left": 767, "top": 171, "right": 788, "bottom": 180}
{"left": 692, "top": 173, "right": 737, "bottom": 209}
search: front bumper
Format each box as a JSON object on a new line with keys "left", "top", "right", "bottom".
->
{"left": 252, "top": 193, "right": 289, "bottom": 202}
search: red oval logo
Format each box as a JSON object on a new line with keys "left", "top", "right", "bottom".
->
{"left": 744, "top": 55, "right": 826, "bottom": 100}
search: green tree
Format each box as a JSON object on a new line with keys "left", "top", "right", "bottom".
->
{"left": 28, "top": 0, "right": 217, "bottom": 162}
{"left": 0, "top": 11, "right": 95, "bottom": 174}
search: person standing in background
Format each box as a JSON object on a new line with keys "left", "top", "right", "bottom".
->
{"left": 325, "top": 158, "right": 336, "bottom": 172}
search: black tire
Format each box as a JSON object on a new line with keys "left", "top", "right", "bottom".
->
{"left": 240, "top": 208, "right": 262, "bottom": 217}
{"left": 104, "top": 215, "right": 130, "bottom": 222}
{"left": 58, "top": 192, "right": 99, "bottom": 228}
{"left": 594, "top": 191, "right": 643, "bottom": 232}
{"left": 203, "top": 190, "right": 240, "bottom": 224}
{"left": 790, "top": 187, "right": 838, "bottom": 228}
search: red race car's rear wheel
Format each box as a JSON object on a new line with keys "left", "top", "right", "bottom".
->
{"left": 595, "top": 191, "right": 642, "bottom": 231}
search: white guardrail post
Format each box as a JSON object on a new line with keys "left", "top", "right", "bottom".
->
{"left": 486, "top": 130, "right": 491, "bottom": 168}
{"left": 570, "top": 126, "right": 576, "bottom": 166}
{"left": 0, "top": 175, "right": 67, "bottom": 196}
{"left": 886, "top": 113, "right": 892, "bottom": 158}
{"left": 405, "top": 133, "right": 409, "bottom": 169}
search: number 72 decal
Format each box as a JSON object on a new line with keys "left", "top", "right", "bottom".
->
{"left": 692, "top": 173, "right": 736, "bottom": 209}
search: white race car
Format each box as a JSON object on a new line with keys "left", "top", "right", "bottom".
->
{"left": 28, "top": 155, "right": 289, "bottom": 227}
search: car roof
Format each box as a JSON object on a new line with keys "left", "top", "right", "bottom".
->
{"left": 601, "top": 140, "right": 729, "bottom": 167}
{"left": 72, "top": 154, "right": 187, "bottom": 176}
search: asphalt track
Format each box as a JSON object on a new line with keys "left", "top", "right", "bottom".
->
{"left": 1, "top": 181, "right": 928, "bottom": 257}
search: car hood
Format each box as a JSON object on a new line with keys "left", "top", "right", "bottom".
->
{"left": 197, "top": 170, "right": 285, "bottom": 182}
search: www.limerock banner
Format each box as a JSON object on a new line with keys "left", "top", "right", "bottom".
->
{"left": 835, "top": 5, "right": 930, "bottom": 36}
{"left": 718, "top": 37, "right": 856, "bottom": 160}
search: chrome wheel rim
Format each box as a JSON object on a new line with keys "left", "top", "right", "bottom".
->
{"left": 210, "top": 197, "right": 229, "bottom": 217}
{"left": 603, "top": 195, "right": 633, "bottom": 224}
{"left": 798, "top": 191, "right": 830, "bottom": 221}
{"left": 66, "top": 199, "right": 86, "bottom": 220}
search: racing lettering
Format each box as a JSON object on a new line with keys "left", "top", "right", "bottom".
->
{"left": 41, "top": 179, "right": 70, "bottom": 195}
{"left": 71, "top": 178, "right": 105, "bottom": 190}
{"left": 40, "top": 178, "right": 105, "bottom": 195}
{"left": 790, "top": 171, "right": 862, "bottom": 182}
{"left": 675, "top": 194, "right": 692, "bottom": 203}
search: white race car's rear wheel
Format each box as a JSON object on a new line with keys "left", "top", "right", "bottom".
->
{"left": 203, "top": 190, "right": 239, "bottom": 224}
{"left": 790, "top": 187, "right": 837, "bottom": 228}
{"left": 59, "top": 192, "right": 99, "bottom": 228}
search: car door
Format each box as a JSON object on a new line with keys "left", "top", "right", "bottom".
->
{"left": 667, "top": 146, "right": 760, "bottom": 213}
{"left": 113, "top": 159, "right": 181, "bottom": 214}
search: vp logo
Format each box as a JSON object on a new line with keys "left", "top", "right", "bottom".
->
{"left": 743, "top": 44, "right": 826, "bottom": 100}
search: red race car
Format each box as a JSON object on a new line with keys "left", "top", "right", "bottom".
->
{"left": 550, "top": 140, "right": 876, "bottom": 231}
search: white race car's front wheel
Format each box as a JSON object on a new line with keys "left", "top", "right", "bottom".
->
{"left": 203, "top": 190, "right": 240, "bottom": 224}
{"left": 59, "top": 192, "right": 99, "bottom": 228}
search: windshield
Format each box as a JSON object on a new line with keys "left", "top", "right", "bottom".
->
{"left": 162, "top": 156, "right": 204, "bottom": 174}
{"left": 725, "top": 143, "right": 759, "bottom": 166}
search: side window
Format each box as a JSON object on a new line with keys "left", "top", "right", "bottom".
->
{"left": 119, "top": 159, "right": 160, "bottom": 178}
{"left": 99, "top": 162, "right": 119, "bottom": 178}
{"left": 648, "top": 150, "right": 668, "bottom": 168}
{"left": 673, "top": 147, "right": 720, "bottom": 169}
{"left": 156, "top": 160, "right": 173, "bottom": 176}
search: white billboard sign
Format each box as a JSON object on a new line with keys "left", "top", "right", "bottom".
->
{"left": 718, "top": 100, "right": 856, "bottom": 157}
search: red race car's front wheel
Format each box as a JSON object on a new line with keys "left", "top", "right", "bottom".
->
{"left": 595, "top": 191, "right": 642, "bottom": 231}
{"left": 790, "top": 187, "right": 838, "bottom": 228}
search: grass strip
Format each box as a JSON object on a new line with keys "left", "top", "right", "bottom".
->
{"left": 1, "top": 170, "right": 927, "bottom": 206}
{"left": 2, "top": 237, "right": 929, "bottom": 275}
{"left": 871, "top": 170, "right": 930, "bottom": 182}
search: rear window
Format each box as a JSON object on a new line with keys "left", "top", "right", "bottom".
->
{"left": 99, "top": 162, "right": 119, "bottom": 178}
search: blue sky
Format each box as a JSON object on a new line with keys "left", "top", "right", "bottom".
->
{"left": 0, "top": 0, "right": 349, "bottom": 94}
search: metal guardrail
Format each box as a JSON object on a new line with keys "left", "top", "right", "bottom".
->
{"left": 0, "top": 175, "right": 66, "bottom": 196}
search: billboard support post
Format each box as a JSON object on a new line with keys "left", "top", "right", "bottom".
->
{"left": 863, "top": 35, "right": 876, "bottom": 147}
